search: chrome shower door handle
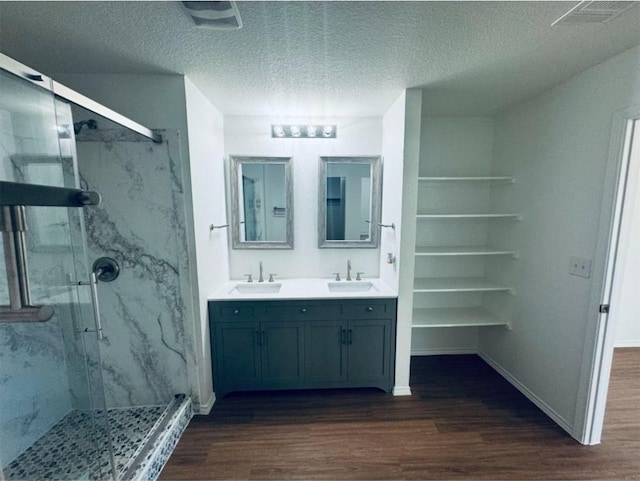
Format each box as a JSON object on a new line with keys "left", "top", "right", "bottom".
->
{"left": 88, "top": 271, "right": 104, "bottom": 340}
{"left": 86, "top": 257, "right": 120, "bottom": 340}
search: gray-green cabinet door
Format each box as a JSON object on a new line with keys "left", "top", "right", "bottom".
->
{"left": 305, "top": 321, "right": 347, "bottom": 382}
{"left": 214, "top": 321, "right": 261, "bottom": 391}
{"left": 347, "top": 319, "right": 391, "bottom": 383}
{"left": 261, "top": 321, "right": 305, "bottom": 386}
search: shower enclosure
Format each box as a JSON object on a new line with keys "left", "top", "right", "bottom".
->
{"left": 0, "top": 55, "right": 192, "bottom": 480}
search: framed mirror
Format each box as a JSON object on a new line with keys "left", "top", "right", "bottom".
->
{"left": 318, "top": 156, "right": 382, "bottom": 248}
{"left": 229, "top": 156, "right": 293, "bottom": 249}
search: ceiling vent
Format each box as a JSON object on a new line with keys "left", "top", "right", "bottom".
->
{"left": 182, "top": 1, "right": 242, "bottom": 30}
{"left": 552, "top": 1, "right": 638, "bottom": 25}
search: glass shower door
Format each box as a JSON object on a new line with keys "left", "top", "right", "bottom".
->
{"left": 0, "top": 67, "right": 115, "bottom": 480}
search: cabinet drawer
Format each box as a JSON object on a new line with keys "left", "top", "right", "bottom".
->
{"left": 217, "top": 305, "right": 256, "bottom": 320}
{"left": 341, "top": 301, "right": 394, "bottom": 319}
{"left": 266, "top": 303, "right": 341, "bottom": 321}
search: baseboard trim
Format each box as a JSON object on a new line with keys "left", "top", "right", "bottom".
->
{"left": 412, "top": 348, "right": 478, "bottom": 356}
{"left": 614, "top": 340, "right": 640, "bottom": 348}
{"left": 478, "top": 351, "right": 576, "bottom": 439}
{"left": 195, "top": 392, "right": 216, "bottom": 415}
{"left": 393, "top": 386, "right": 412, "bottom": 396}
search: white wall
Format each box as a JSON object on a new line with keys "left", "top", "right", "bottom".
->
{"left": 418, "top": 118, "right": 496, "bottom": 177}
{"left": 480, "top": 45, "right": 640, "bottom": 442}
{"left": 379, "top": 92, "right": 407, "bottom": 291}
{"left": 614, "top": 120, "right": 640, "bottom": 347}
{"left": 387, "top": 89, "right": 423, "bottom": 395}
{"left": 224, "top": 116, "right": 383, "bottom": 281}
{"left": 184, "top": 77, "right": 227, "bottom": 412}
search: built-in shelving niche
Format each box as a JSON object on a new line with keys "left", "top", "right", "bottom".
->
{"left": 412, "top": 176, "right": 518, "bottom": 330}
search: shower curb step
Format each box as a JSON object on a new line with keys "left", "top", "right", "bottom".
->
{"left": 116, "top": 397, "right": 179, "bottom": 477}
{"left": 128, "top": 395, "right": 193, "bottom": 481}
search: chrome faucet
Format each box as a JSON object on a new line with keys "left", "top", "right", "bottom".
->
{"left": 258, "top": 261, "right": 264, "bottom": 282}
{"left": 346, "top": 260, "right": 352, "bottom": 281}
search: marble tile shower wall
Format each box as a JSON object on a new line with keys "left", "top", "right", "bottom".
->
{"left": 75, "top": 130, "right": 196, "bottom": 408}
{"left": 0, "top": 315, "right": 72, "bottom": 466}
{"left": 0, "top": 101, "right": 83, "bottom": 466}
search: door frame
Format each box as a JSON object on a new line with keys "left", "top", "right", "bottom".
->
{"left": 575, "top": 104, "right": 640, "bottom": 445}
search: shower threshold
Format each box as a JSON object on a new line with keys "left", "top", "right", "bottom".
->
{"left": 3, "top": 394, "right": 192, "bottom": 481}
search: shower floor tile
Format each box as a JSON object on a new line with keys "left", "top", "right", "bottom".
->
{"left": 4, "top": 405, "right": 167, "bottom": 481}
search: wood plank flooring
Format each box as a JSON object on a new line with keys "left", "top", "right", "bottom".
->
{"left": 160, "top": 349, "right": 640, "bottom": 480}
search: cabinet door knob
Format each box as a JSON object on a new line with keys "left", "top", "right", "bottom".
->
{"left": 300, "top": 308, "right": 308, "bottom": 313}
{"left": 234, "top": 309, "right": 240, "bottom": 315}
{"left": 366, "top": 306, "right": 374, "bottom": 312}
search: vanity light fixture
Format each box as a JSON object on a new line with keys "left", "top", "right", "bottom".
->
{"left": 270, "top": 124, "right": 337, "bottom": 139}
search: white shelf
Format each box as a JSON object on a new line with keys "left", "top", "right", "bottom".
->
{"left": 418, "top": 176, "right": 514, "bottom": 182}
{"left": 412, "top": 307, "right": 509, "bottom": 328}
{"left": 413, "top": 277, "right": 513, "bottom": 293}
{"left": 416, "top": 213, "right": 521, "bottom": 220}
{"left": 415, "top": 246, "right": 516, "bottom": 257}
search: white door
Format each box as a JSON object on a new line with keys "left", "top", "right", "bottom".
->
{"left": 584, "top": 116, "right": 639, "bottom": 445}
{"left": 612, "top": 122, "right": 640, "bottom": 346}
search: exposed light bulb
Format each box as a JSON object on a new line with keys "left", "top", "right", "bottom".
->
{"left": 306, "top": 125, "right": 317, "bottom": 137}
{"left": 272, "top": 125, "right": 285, "bottom": 137}
{"left": 290, "top": 125, "right": 301, "bottom": 137}
{"left": 322, "top": 125, "right": 334, "bottom": 137}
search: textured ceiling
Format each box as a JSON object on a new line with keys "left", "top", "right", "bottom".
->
{"left": 0, "top": 1, "right": 639, "bottom": 116}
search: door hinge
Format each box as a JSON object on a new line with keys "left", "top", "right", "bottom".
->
{"left": 599, "top": 304, "right": 610, "bottom": 314}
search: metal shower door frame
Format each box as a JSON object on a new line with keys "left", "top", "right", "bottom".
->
{"left": 0, "top": 52, "right": 162, "bottom": 144}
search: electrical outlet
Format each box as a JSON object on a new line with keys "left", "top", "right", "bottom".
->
{"left": 569, "top": 256, "right": 592, "bottom": 278}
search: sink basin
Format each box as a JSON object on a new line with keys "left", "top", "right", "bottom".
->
{"left": 327, "top": 281, "right": 376, "bottom": 293}
{"left": 231, "top": 283, "right": 282, "bottom": 294}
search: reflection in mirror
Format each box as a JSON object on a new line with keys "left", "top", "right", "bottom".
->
{"left": 239, "top": 163, "right": 286, "bottom": 242}
{"left": 326, "top": 163, "right": 371, "bottom": 241}
{"left": 318, "top": 156, "right": 382, "bottom": 248}
{"left": 230, "top": 156, "right": 293, "bottom": 249}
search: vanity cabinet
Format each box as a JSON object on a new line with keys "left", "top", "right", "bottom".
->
{"left": 212, "top": 321, "right": 261, "bottom": 390}
{"left": 305, "top": 318, "right": 393, "bottom": 386}
{"left": 213, "top": 319, "right": 305, "bottom": 394}
{"left": 209, "top": 298, "right": 396, "bottom": 397}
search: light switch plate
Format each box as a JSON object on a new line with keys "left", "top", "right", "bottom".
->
{"left": 569, "top": 256, "right": 592, "bottom": 278}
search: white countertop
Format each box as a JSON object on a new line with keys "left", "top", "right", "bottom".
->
{"left": 209, "top": 277, "right": 397, "bottom": 301}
